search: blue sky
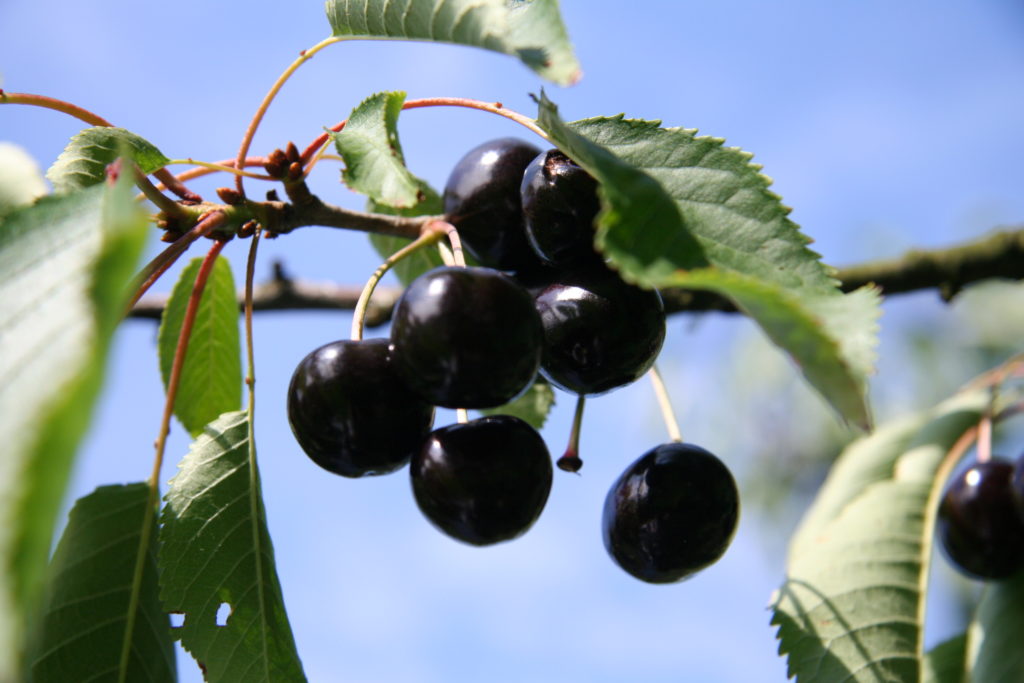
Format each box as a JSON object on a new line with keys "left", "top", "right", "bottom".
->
{"left": 3, "top": 1, "right": 1024, "bottom": 681}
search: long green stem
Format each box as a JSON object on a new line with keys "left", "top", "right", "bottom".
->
{"left": 350, "top": 226, "right": 446, "bottom": 340}
{"left": 118, "top": 239, "right": 227, "bottom": 683}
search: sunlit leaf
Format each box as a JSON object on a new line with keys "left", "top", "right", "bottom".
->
{"left": 0, "top": 173, "right": 148, "bottom": 679}
{"left": 157, "top": 256, "right": 242, "bottom": 436}
{"left": 481, "top": 378, "right": 555, "bottom": 429}
{"left": 46, "top": 127, "right": 169, "bottom": 194}
{"left": 159, "top": 411, "right": 305, "bottom": 682}
{"left": 27, "top": 484, "right": 175, "bottom": 683}
{"left": 0, "top": 142, "right": 47, "bottom": 216}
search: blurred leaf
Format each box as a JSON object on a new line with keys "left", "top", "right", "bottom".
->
{"left": 46, "top": 127, "right": 169, "bottom": 194}
{"left": 27, "top": 484, "right": 175, "bottom": 683}
{"left": 332, "top": 91, "right": 424, "bottom": 208}
{"left": 325, "top": 0, "right": 581, "bottom": 85}
{"left": 0, "top": 173, "right": 148, "bottom": 679}
{"left": 771, "top": 389, "right": 988, "bottom": 682}
{"left": 923, "top": 634, "right": 966, "bottom": 683}
{"left": 0, "top": 142, "right": 47, "bottom": 216}
{"left": 160, "top": 411, "right": 305, "bottom": 682}
{"left": 157, "top": 256, "right": 242, "bottom": 436}
{"left": 966, "top": 571, "right": 1024, "bottom": 681}
{"left": 481, "top": 378, "right": 555, "bottom": 430}
{"left": 368, "top": 183, "right": 446, "bottom": 285}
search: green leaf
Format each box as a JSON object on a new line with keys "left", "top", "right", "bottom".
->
{"left": 481, "top": 378, "right": 555, "bottom": 430}
{"left": 157, "top": 256, "right": 242, "bottom": 437}
{"left": 660, "top": 269, "right": 878, "bottom": 429}
{"left": 159, "top": 411, "right": 306, "bottom": 682}
{"left": 0, "top": 142, "right": 47, "bottom": 217}
{"left": 966, "top": 571, "right": 1024, "bottom": 682}
{"left": 771, "top": 389, "right": 989, "bottom": 682}
{"left": 332, "top": 91, "right": 425, "bottom": 208}
{"left": 368, "top": 182, "right": 446, "bottom": 285}
{"left": 46, "top": 126, "right": 170, "bottom": 194}
{"left": 923, "top": 634, "right": 966, "bottom": 683}
{"left": 0, "top": 174, "right": 148, "bottom": 679}
{"left": 536, "top": 93, "right": 879, "bottom": 427}
{"left": 27, "top": 484, "right": 176, "bottom": 683}
{"left": 324, "top": 0, "right": 581, "bottom": 85}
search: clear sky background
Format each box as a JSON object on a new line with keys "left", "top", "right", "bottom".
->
{"left": 3, "top": 2, "right": 1024, "bottom": 681}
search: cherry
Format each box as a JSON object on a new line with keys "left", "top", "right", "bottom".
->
{"left": 1013, "top": 452, "right": 1024, "bottom": 522}
{"left": 521, "top": 149, "right": 602, "bottom": 267}
{"left": 534, "top": 264, "right": 665, "bottom": 396}
{"left": 410, "top": 415, "right": 553, "bottom": 546}
{"left": 389, "top": 266, "right": 543, "bottom": 408}
{"left": 287, "top": 338, "right": 434, "bottom": 477}
{"left": 937, "top": 458, "right": 1024, "bottom": 580}
{"left": 443, "top": 137, "right": 544, "bottom": 272}
{"left": 602, "top": 442, "right": 740, "bottom": 583}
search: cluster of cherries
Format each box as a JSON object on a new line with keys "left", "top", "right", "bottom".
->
{"left": 937, "top": 451, "right": 1024, "bottom": 580}
{"left": 286, "top": 138, "right": 740, "bottom": 583}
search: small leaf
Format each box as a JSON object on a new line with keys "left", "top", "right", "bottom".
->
{"left": 966, "top": 571, "right": 1024, "bottom": 681}
{"left": 159, "top": 411, "right": 306, "bottom": 682}
{"left": 771, "top": 389, "right": 989, "bottom": 683}
{"left": 157, "top": 256, "right": 242, "bottom": 437}
{"left": 481, "top": 378, "right": 555, "bottom": 430}
{"left": 368, "top": 182, "right": 446, "bottom": 285}
{"left": 332, "top": 91, "right": 423, "bottom": 208}
{"left": 0, "top": 173, "right": 148, "bottom": 680}
{"left": 325, "top": 0, "right": 581, "bottom": 85}
{"left": 923, "top": 634, "right": 966, "bottom": 683}
{"left": 46, "top": 126, "right": 170, "bottom": 194}
{"left": 27, "top": 484, "right": 176, "bottom": 683}
{"left": 0, "top": 142, "right": 47, "bottom": 217}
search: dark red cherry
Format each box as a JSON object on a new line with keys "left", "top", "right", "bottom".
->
{"left": 443, "top": 137, "right": 544, "bottom": 272}
{"left": 534, "top": 265, "right": 665, "bottom": 396}
{"left": 602, "top": 442, "right": 740, "bottom": 583}
{"left": 389, "top": 266, "right": 543, "bottom": 408}
{"left": 287, "top": 338, "right": 434, "bottom": 477}
{"left": 521, "top": 149, "right": 602, "bottom": 267}
{"left": 938, "top": 458, "right": 1024, "bottom": 580}
{"left": 411, "top": 415, "right": 553, "bottom": 546}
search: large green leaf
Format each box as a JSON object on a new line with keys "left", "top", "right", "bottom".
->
{"left": 922, "top": 635, "right": 966, "bottom": 683}
{"left": 325, "top": 0, "right": 581, "bottom": 85}
{"left": 0, "top": 142, "right": 47, "bottom": 217}
{"left": 332, "top": 91, "right": 424, "bottom": 208}
{"left": 26, "top": 484, "right": 176, "bottom": 683}
{"left": 771, "top": 389, "right": 989, "bottom": 682}
{"left": 157, "top": 256, "right": 242, "bottom": 437}
{"left": 966, "top": 571, "right": 1024, "bottom": 681}
{"left": 46, "top": 126, "right": 170, "bottom": 194}
{"left": 159, "top": 411, "right": 305, "bottom": 682}
{"left": 368, "top": 182, "right": 447, "bottom": 285}
{"left": 0, "top": 174, "right": 148, "bottom": 680}
{"left": 536, "top": 93, "right": 879, "bottom": 427}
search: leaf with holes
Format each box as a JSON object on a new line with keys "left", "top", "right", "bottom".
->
{"left": 46, "top": 127, "right": 170, "bottom": 194}
{"left": 481, "top": 378, "right": 555, "bottom": 430}
{"left": 157, "top": 256, "right": 242, "bottom": 437}
{"left": 159, "top": 411, "right": 305, "bottom": 682}
{"left": 325, "top": 0, "right": 581, "bottom": 85}
{"left": 771, "top": 389, "right": 989, "bottom": 682}
{"left": 332, "top": 91, "right": 425, "bottom": 208}
{"left": 0, "top": 173, "right": 147, "bottom": 680}
{"left": 26, "top": 484, "right": 176, "bottom": 683}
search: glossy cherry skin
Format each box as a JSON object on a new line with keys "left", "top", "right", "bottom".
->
{"left": 287, "top": 338, "right": 434, "bottom": 477}
{"left": 521, "top": 149, "right": 602, "bottom": 267}
{"left": 603, "top": 442, "right": 740, "bottom": 584}
{"left": 1013, "top": 452, "right": 1024, "bottom": 523}
{"left": 411, "top": 415, "right": 553, "bottom": 546}
{"left": 937, "top": 458, "right": 1024, "bottom": 580}
{"left": 443, "top": 137, "right": 544, "bottom": 272}
{"left": 534, "top": 265, "right": 665, "bottom": 396}
{"left": 389, "top": 266, "right": 543, "bottom": 408}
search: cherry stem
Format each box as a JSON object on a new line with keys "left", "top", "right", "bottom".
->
{"left": 168, "top": 158, "right": 273, "bottom": 181}
{"left": 976, "top": 404, "right": 994, "bottom": 464}
{"left": 558, "top": 394, "right": 587, "bottom": 473}
{"left": 648, "top": 365, "right": 683, "bottom": 443}
{"left": 160, "top": 157, "right": 269, "bottom": 188}
{"left": 132, "top": 164, "right": 190, "bottom": 221}
{"left": 0, "top": 90, "right": 113, "bottom": 126}
{"left": 234, "top": 36, "right": 342, "bottom": 197}
{"left": 350, "top": 224, "right": 447, "bottom": 341}
{"left": 244, "top": 224, "right": 262, "bottom": 406}
{"left": 456, "top": 409, "right": 469, "bottom": 424}
{"left": 152, "top": 168, "right": 202, "bottom": 203}
{"left": 125, "top": 211, "right": 227, "bottom": 315}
